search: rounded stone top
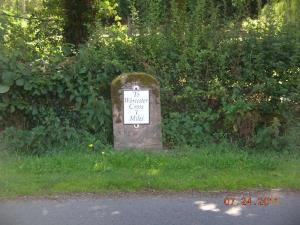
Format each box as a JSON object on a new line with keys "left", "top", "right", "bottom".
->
{"left": 111, "top": 72, "right": 159, "bottom": 89}
{"left": 111, "top": 72, "right": 160, "bottom": 111}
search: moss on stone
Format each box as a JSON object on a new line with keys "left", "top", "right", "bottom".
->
{"left": 111, "top": 72, "right": 160, "bottom": 111}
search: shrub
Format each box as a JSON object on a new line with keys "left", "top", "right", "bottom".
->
{"left": 0, "top": 0, "right": 299, "bottom": 153}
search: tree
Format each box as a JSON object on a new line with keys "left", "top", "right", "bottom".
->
{"left": 63, "top": 0, "right": 96, "bottom": 47}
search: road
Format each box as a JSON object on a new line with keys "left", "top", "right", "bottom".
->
{"left": 0, "top": 190, "right": 299, "bottom": 225}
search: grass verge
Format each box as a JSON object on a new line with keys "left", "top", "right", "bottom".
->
{"left": 0, "top": 145, "right": 299, "bottom": 198}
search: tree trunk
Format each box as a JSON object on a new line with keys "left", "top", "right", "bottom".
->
{"left": 63, "top": 0, "right": 96, "bottom": 47}
{"left": 21, "top": 0, "right": 26, "bottom": 14}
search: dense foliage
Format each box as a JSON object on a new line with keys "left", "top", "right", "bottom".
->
{"left": 0, "top": 0, "right": 299, "bottom": 154}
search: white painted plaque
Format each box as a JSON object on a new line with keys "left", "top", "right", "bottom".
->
{"left": 124, "top": 90, "right": 149, "bottom": 124}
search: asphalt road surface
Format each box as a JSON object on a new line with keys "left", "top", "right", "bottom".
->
{"left": 0, "top": 190, "right": 299, "bottom": 225}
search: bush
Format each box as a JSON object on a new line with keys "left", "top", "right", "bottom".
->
{"left": 0, "top": 0, "right": 299, "bottom": 153}
{"left": 163, "top": 112, "right": 215, "bottom": 148}
{"left": 0, "top": 124, "right": 108, "bottom": 155}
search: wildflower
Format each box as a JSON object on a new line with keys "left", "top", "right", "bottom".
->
{"left": 88, "top": 144, "right": 94, "bottom": 148}
{"left": 88, "top": 144, "right": 94, "bottom": 151}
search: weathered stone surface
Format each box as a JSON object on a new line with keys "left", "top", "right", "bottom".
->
{"left": 111, "top": 72, "right": 162, "bottom": 150}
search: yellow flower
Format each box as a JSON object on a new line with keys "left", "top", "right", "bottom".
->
{"left": 88, "top": 144, "right": 94, "bottom": 148}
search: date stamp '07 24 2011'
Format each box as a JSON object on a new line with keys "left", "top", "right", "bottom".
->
{"left": 224, "top": 195, "right": 280, "bottom": 206}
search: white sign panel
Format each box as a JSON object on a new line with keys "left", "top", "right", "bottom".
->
{"left": 124, "top": 90, "right": 149, "bottom": 124}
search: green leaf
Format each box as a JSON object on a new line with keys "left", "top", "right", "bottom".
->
{"left": 16, "top": 79, "right": 25, "bottom": 86}
{"left": 2, "top": 71, "right": 15, "bottom": 85}
{"left": 0, "top": 84, "right": 10, "bottom": 93}
{"left": 79, "top": 67, "right": 87, "bottom": 74}
{"left": 24, "top": 82, "right": 32, "bottom": 91}
{"left": 32, "top": 105, "right": 38, "bottom": 115}
{"left": 10, "top": 105, "right": 15, "bottom": 113}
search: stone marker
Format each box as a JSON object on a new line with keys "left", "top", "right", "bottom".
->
{"left": 111, "top": 72, "right": 162, "bottom": 150}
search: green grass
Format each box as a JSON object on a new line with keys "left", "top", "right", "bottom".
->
{"left": 0, "top": 145, "right": 299, "bottom": 198}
